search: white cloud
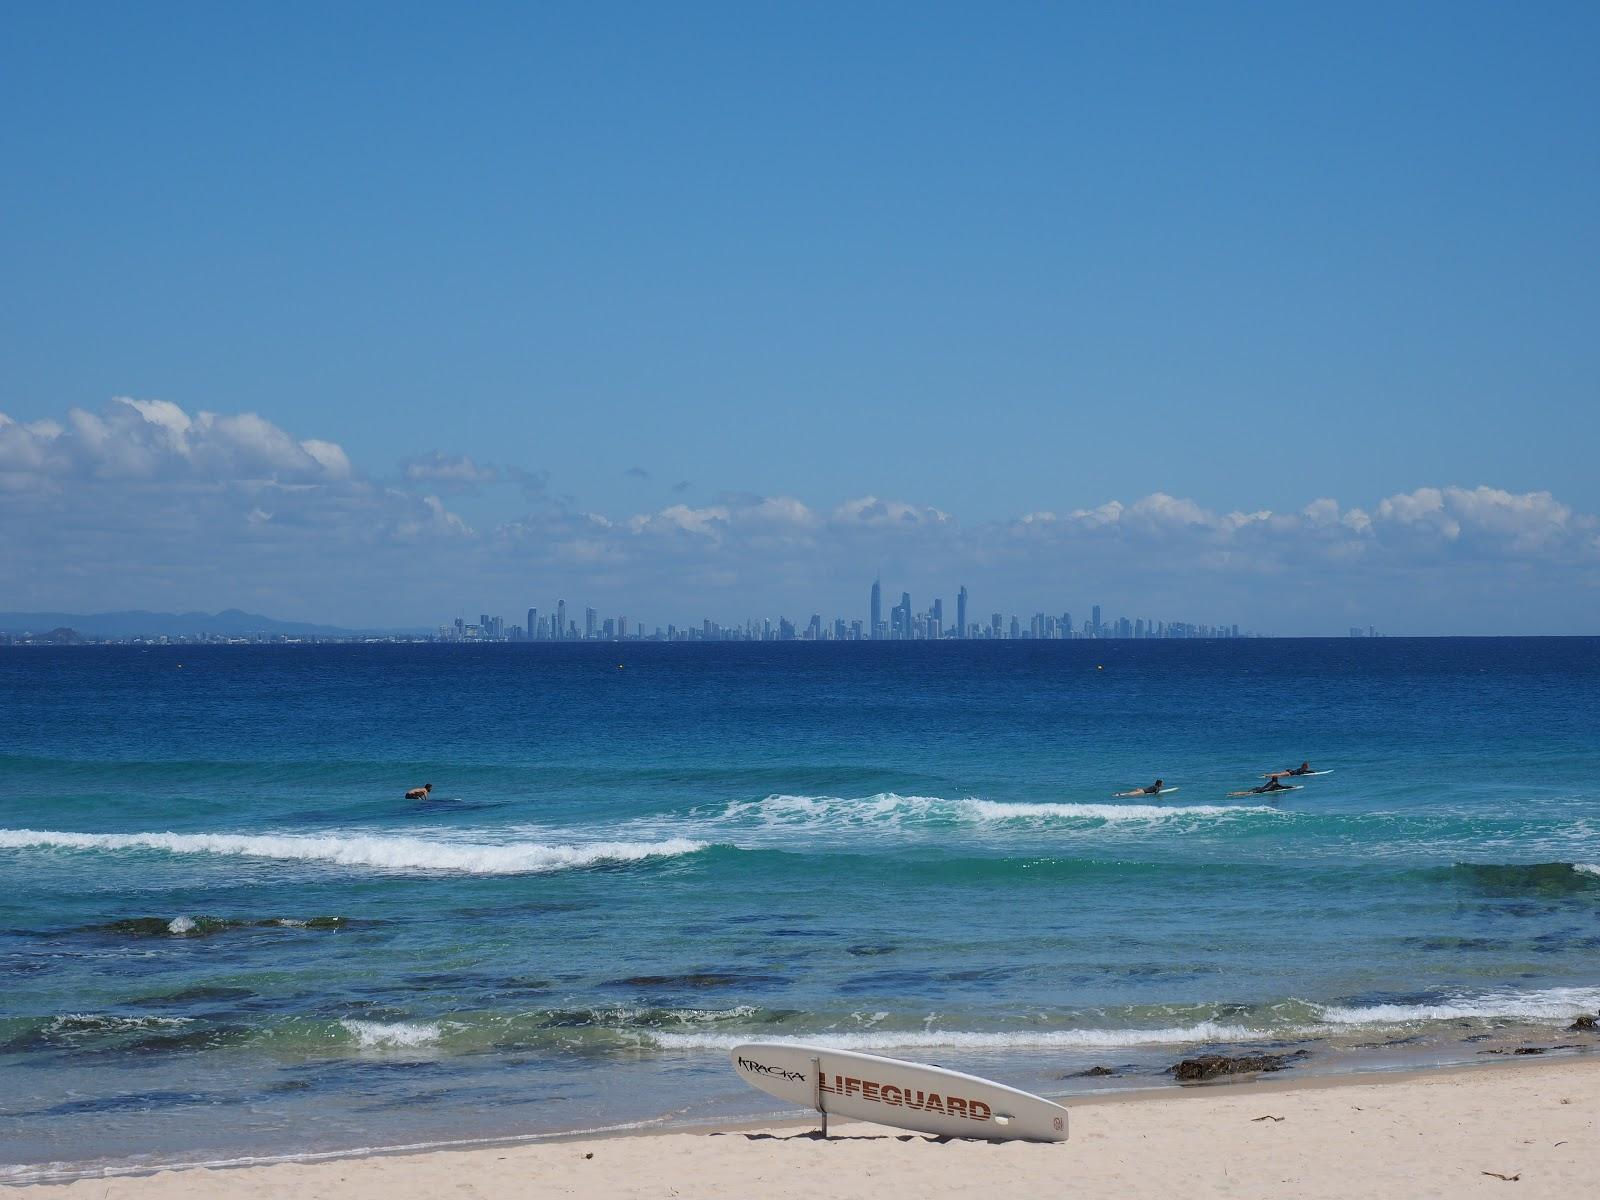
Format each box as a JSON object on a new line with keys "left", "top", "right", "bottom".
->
{"left": 400, "top": 452, "right": 498, "bottom": 489}
{"left": 1, "top": 397, "right": 1596, "bottom": 631}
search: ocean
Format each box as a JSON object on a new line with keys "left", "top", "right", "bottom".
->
{"left": 3, "top": 638, "right": 1598, "bottom": 1180}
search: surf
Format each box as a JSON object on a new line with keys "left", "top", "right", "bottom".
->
{"left": 0, "top": 827, "right": 707, "bottom": 875}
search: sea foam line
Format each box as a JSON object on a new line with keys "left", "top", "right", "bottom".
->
{"left": 650, "top": 1022, "right": 1265, "bottom": 1052}
{"left": 1316, "top": 986, "right": 1600, "bottom": 1025}
{"left": 961, "top": 799, "right": 1278, "bottom": 822}
{"left": 719, "top": 793, "right": 1277, "bottom": 827}
{"left": 0, "top": 828, "right": 706, "bottom": 875}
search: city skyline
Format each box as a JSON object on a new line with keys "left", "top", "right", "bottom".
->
{"left": 441, "top": 578, "right": 1270, "bottom": 643}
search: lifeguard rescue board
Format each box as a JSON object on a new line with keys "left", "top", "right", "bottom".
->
{"left": 729, "top": 1042, "right": 1069, "bottom": 1142}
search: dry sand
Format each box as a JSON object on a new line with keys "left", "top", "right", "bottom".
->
{"left": 16, "top": 1058, "right": 1599, "bottom": 1199}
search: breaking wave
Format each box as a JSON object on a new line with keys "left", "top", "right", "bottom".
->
{"left": 650, "top": 1022, "right": 1265, "bottom": 1052}
{"left": 1318, "top": 985, "right": 1600, "bottom": 1025}
{"left": 0, "top": 828, "right": 707, "bottom": 875}
{"left": 338, "top": 1020, "right": 444, "bottom": 1050}
{"left": 714, "top": 793, "right": 1277, "bottom": 829}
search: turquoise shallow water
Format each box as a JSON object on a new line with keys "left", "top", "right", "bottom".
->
{"left": 2, "top": 639, "right": 1599, "bottom": 1178}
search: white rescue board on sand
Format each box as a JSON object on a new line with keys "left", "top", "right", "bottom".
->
{"left": 730, "top": 1042, "right": 1069, "bottom": 1142}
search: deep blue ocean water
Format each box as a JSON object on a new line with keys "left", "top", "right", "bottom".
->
{"left": 3, "top": 639, "right": 1599, "bottom": 1178}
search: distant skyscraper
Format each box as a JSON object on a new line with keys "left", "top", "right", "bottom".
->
{"left": 527, "top": 608, "right": 537, "bottom": 639}
{"left": 870, "top": 578, "right": 882, "bottom": 639}
{"left": 1091, "top": 605, "right": 1101, "bottom": 636}
{"left": 957, "top": 586, "right": 968, "bottom": 639}
{"left": 585, "top": 607, "right": 597, "bottom": 640}
{"left": 900, "top": 593, "right": 911, "bottom": 639}
{"left": 555, "top": 599, "right": 567, "bottom": 641}
{"left": 931, "top": 597, "right": 943, "bottom": 637}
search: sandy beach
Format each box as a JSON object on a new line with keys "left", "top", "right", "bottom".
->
{"left": 16, "top": 1057, "right": 1597, "bottom": 1199}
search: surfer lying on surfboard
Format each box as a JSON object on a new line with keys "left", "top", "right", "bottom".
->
{"left": 1229, "top": 778, "right": 1298, "bottom": 797}
{"left": 1265, "top": 761, "right": 1315, "bottom": 778}
{"left": 1113, "top": 779, "right": 1168, "bottom": 798}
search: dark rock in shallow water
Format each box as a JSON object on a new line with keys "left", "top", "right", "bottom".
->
{"left": 86, "top": 916, "right": 242, "bottom": 938}
{"left": 1170, "top": 1051, "right": 1307, "bottom": 1082}
{"left": 1066, "top": 1065, "right": 1117, "bottom": 1078}
{"left": 608, "top": 973, "right": 780, "bottom": 989}
{"left": 128, "top": 985, "right": 256, "bottom": 1007}
{"left": 1566, "top": 1013, "right": 1598, "bottom": 1032}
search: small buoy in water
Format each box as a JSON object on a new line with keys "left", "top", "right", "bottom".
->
{"left": 616, "top": 664, "right": 624, "bottom": 670}
{"left": 1097, "top": 664, "right": 1104, "bottom": 671}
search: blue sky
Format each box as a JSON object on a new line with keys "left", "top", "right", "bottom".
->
{"left": 2, "top": 4, "right": 1597, "bottom": 631}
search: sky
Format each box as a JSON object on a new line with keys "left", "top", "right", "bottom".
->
{"left": 2, "top": 3, "right": 1597, "bottom": 634}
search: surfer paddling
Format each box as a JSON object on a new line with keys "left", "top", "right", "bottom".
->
{"left": 1114, "top": 779, "right": 1166, "bottom": 798}
{"left": 1265, "top": 761, "right": 1314, "bottom": 778}
{"left": 404, "top": 783, "right": 433, "bottom": 800}
{"left": 1229, "top": 778, "right": 1292, "bottom": 797}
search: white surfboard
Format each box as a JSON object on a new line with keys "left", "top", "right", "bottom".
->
{"left": 730, "top": 1042, "right": 1068, "bottom": 1142}
{"left": 1261, "top": 769, "right": 1333, "bottom": 779}
{"left": 1227, "top": 783, "right": 1303, "bottom": 797}
{"left": 1112, "top": 787, "right": 1179, "bottom": 798}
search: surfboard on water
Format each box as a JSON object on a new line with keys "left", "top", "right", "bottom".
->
{"left": 730, "top": 1042, "right": 1069, "bottom": 1143}
{"left": 1228, "top": 784, "right": 1303, "bottom": 797}
{"left": 1112, "top": 787, "right": 1179, "bottom": 798}
{"left": 1262, "top": 769, "right": 1334, "bottom": 779}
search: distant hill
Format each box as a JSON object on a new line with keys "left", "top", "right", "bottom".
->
{"left": 0, "top": 609, "right": 421, "bottom": 637}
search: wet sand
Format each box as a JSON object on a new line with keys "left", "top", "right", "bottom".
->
{"left": 15, "top": 1056, "right": 1599, "bottom": 1199}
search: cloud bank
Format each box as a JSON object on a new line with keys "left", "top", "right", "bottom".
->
{"left": 1, "top": 398, "right": 1596, "bottom": 633}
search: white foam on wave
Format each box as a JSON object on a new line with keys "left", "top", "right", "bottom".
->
{"left": 0, "top": 828, "right": 706, "bottom": 875}
{"left": 718, "top": 793, "right": 947, "bottom": 826}
{"left": 650, "top": 1022, "right": 1264, "bottom": 1052}
{"left": 962, "top": 799, "right": 1278, "bottom": 822}
{"left": 715, "top": 793, "right": 1276, "bottom": 829}
{"left": 1575, "top": 863, "right": 1600, "bottom": 877}
{"left": 1317, "top": 985, "right": 1600, "bottom": 1025}
{"left": 339, "top": 1020, "right": 444, "bottom": 1049}
{"left": 167, "top": 915, "right": 196, "bottom": 934}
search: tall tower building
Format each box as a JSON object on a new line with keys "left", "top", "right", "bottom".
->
{"left": 870, "top": 578, "right": 882, "bottom": 639}
{"left": 585, "top": 607, "right": 597, "bottom": 640}
{"left": 1092, "top": 604, "right": 1102, "bottom": 636}
{"left": 527, "top": 608, "right": 537, "bottom": 640}
{"left": 956, "top": 586, "right": 968, "bottom": 639}
{"left": 555, "top": 599, "right": 567, "bottom": 641}
{"left": 931, "top": 597, "right": 943, "bottom": 638}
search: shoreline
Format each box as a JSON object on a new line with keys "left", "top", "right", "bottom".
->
{"left": 11, "top": 1053, "right": 1599, "bottom": 1196}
